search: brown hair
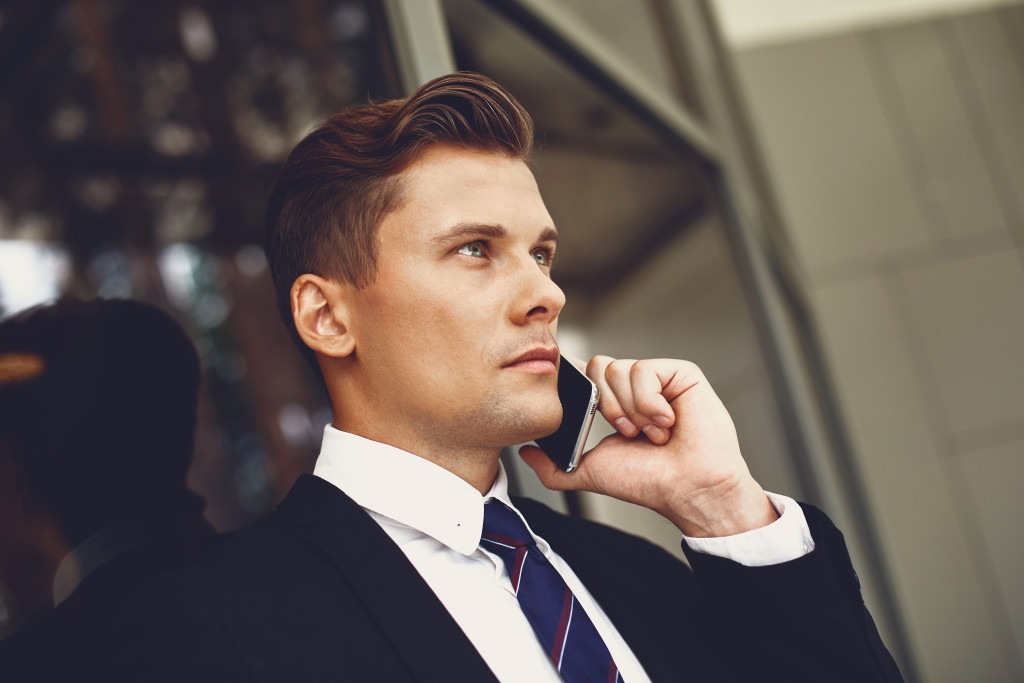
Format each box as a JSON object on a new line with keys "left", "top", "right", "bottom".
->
{"left": 264, "top": 71, "right": 535, "bottom": 366}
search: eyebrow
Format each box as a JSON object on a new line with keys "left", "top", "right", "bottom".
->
{"left": 429, "top": 223, "right": 559, "bottom": 246}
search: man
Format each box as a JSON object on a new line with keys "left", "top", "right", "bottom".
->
{"left": 0, "top": 298, "right": 215, "bottom": 682}
{"left": 117, "top": 72, "right": 902, "bottom": 681}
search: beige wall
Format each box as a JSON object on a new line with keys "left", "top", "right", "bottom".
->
{"left": 733, "top": 4, "right": 1024, "bottom": 680}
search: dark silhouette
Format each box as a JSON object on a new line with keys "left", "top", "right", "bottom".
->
{"left": 0, "top": 297, "right": 215, "bottom": 681}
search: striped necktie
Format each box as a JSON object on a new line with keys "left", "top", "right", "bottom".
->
{"left": 480, "top": 500, "right": 622, "bottom": 682}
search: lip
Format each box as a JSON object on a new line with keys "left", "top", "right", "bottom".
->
{"left": 504, "top": 346, "right": 559, "bottom": 372}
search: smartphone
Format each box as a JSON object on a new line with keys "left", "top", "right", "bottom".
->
{"left": 534, "top": 355, "right": 599, "bottom": 473}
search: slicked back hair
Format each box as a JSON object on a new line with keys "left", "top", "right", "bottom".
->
{"left": 264, "top": 72, "right": 535, "bottom": 368}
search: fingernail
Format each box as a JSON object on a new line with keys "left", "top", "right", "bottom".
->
{"left": 642, "top": 424, "right": 666, "bottom": 442}
{"left": 613, "top": 417, "right": 637, "bottom": 435}
{"left": 654, "top": 414, "right": 673, "bottom": 428}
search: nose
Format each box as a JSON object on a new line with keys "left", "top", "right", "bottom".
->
{"left": 512, "top": 257, "right": 566, "bottom": 326}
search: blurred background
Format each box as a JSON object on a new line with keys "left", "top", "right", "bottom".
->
{"left": 1, "top": 0, "right": 1021, "bottom": 679}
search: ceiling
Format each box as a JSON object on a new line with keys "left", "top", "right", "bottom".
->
{"left": 711, "top": 0, "right": 1021, "bottom": 48}
{"left": 443, "top": 0, "right": 709, "bottom": 321}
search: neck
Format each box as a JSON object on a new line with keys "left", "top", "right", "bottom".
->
{"left": 332, "top": 414, "right": 502, "bottom": 494}
{"left": 417, "top": 445, "right": 502, "bottom": 495}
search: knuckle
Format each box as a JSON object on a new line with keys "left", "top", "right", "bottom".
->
{"left": 605, "top": 358, "right": 633, "bottom": 382}
{"left": 587, "top": 354, "right": 612, "bottom": 375}
{"left": 631, "top": 358, "right": 653, "bottom": 378}
{"left": 680, "top": 359, "right": 703, "bottom": 378}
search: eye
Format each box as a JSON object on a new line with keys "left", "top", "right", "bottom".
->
{"left": 457, "top": 241, "right": 486, "bottom": 258}
{"left": 532, "top": 248, "right": 553, "bottom": 266}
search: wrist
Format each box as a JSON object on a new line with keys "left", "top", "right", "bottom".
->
{"left": 665, "top": 477, "right": 778, "bottom": 538}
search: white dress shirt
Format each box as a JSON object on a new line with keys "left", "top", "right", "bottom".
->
{"left": 312, "top": 426, "right": 814, "bottom": 682}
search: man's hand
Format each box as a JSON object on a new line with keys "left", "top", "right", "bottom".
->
{"left": 519, "top": 356, "right": 778, "bottom": 538}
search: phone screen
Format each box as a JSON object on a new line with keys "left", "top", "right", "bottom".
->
{"left": 534, "top": 356, "right": 599, "bottom": 472}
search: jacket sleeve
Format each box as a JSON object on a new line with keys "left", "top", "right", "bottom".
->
{"left": 682, "top": 503, "right": 905, "bottom": 682}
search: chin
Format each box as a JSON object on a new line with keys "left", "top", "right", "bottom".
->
{"left": 518, "top": 399, "right": 563, "bottom": 443}
{"left": 467, "top": 383, "right": 562, "bottom": 447}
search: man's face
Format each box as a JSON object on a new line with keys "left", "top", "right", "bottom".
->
{"left": 344, "top": 145, "right": 565, "bottom": 455}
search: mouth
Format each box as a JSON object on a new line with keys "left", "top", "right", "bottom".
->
{"left": 504, "top": 346, "right": 559, "bottom": 373}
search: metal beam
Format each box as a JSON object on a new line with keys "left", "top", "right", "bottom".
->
{"left": 664, "top": 1, "right": 918, "bottom": 678}
{"left": 481, "top": 0, "right": 722, "bottom": 164}
{"left": 381, "top": 0, "right": 456, "bottom": 95}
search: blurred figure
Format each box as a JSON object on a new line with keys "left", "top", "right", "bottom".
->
{"left": 0, "top": 297, "right": 215, "bottom": 680}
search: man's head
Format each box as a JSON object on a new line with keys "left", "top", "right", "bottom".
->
{"left": 0, "top": 298, "right": 201, "bottom": 546}
{"left": 265, "top": 73, "right": 566, "bottom": 462}
{"left": 265, "top": 72, "right": 535, "bottom": 367}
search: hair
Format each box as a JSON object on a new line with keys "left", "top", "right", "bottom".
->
{"left": 264, "top": 71, "right": 535, "bottom": 368}
{"left": 0, "top": 297, "right": 201, "bottom": 544}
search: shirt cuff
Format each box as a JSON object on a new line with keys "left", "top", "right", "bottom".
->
{"left": 681, "top": 492, "right": 815, "bottom": 567}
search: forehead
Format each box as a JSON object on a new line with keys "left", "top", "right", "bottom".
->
{"left": 383, "top": 145, "right": 553, "bottom": 243}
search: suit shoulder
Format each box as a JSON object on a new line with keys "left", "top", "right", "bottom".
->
{"left": 164, "top": 511, "right": 296, "bottom": 582}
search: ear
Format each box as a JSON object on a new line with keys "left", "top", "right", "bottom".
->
{"left": 291, "top": 274, "right": 356, "bottom": 359}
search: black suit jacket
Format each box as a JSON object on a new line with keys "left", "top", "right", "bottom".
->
{"left": 115, "top": 474, "right": 902, "bottom": 682}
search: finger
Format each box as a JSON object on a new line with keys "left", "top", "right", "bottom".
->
{"left": 603, "top": 358, "right": 640, "bottom": 417}
{"left": 606, "top": 358, "right": 666, "bottom": 437}
{"left": 518, "top": 445, "right": 583, "bottom": 491}
{"left": 618, "top": 360, "right": 675, "bottom": 446}
{"left": 587, "top": 356, "right": 638, "bottom": 437}
{"left": 630, "top": 360, "right": 676, "bottom": 445}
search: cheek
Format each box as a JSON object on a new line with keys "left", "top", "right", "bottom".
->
{"left": 363, "top": 264, "right": 506, "bottom": 368}
{"left": 367, "top": 285, "right": 470, "bottom": 362}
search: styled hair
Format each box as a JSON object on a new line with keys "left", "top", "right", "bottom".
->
{"left": 0, "top": 298, "right": 201, "bottom": 544}
{"left": 264, "top": 71, "right": 535, "bottom": 366}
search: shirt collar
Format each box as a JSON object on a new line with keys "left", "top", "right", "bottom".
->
{"left": 312, "top": 425, "right": 518, "bottom": 556}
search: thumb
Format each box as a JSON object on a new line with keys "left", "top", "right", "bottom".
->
{"left": 518, "top": 445, "right": 581, "bottom": 492}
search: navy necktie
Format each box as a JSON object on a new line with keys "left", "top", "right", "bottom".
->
{"left": 480, "top": 500, "right": 622, "bottom": 682}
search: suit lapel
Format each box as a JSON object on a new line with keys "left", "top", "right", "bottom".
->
{"left": 279, "top": 474, "right": 498, "bottom": 683}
